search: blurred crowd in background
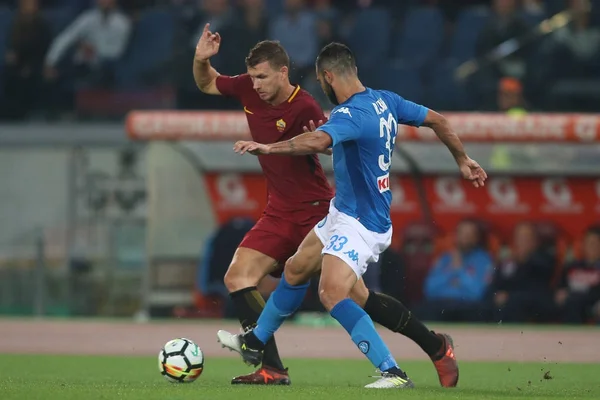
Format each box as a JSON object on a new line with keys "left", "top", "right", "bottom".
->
{"left": 402, "top": 221, "right": 600, "bottom": 324}
{"left": 1, "top": 0, "right": 599, "bottom": 324}
{"left": 0, "top": 0, "right": 599, "bottom": 121}
{"left": 197, "top": 216, "right": 600, "bottom": 325}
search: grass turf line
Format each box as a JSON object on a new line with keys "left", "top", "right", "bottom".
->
{"left": 1, "top": 355, "right": 599, "bottom": 400}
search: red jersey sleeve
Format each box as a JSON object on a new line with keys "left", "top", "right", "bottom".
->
{"left": 215, "top": 74, "right": 252, "bottom": 100}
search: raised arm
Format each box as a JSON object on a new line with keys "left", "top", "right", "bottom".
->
{"left": 45, "top": 12, "right": 89, "bottom": 67}
{"left": 421, "top": 110, "right": 467, "bottom": 164}
{"left": 193, "top": 23, "right": 222, "bottom": 95}
{"left": 391, "top": 92, "right": 487, "bottom": 188}
{"left": 422, "top": 110, "right": 487, "bottom": 188}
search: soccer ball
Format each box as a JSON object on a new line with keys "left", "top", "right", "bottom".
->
{"left": 158, "top": 338, "right": 204, "bottom": 383}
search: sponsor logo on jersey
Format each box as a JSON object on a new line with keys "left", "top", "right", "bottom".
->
{"left": 333, "top": 107, "right": 352, "bottom": 117}
{"left": 276, "top": 118, "right": 286, "bottom": 132}
{"left": 377, "top": 173, "right": 390, "bottom": 193}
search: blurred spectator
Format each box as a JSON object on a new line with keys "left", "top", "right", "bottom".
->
{"left": 472, "top": 0, "right": 529, "bottom": 108}
{"left": 416, "top": 219, "right": 493, "bottom": 322}
{"left": 435, "top": 0, "right": 490, "bottom": 22}
{"left": 190, "top": 0, "right": 233, "bottom": 52}
{"left": 306, "top": 0, "right": 341, "bottom": 105}
{"left": 555, "top": 226, "right": 600, "bottom": 324}
{"left": 1, "top": 0, "right": 51, "bottom": 120}
{"left": 269, "top": 0, "right": 318, "bottom": 83}
{"left": 522, "top": 0, "right": 546, "bottom": 16}
{"left": 544, "top": 0, "right": 600, "bottom": 79}
{"left": 218, "top": 0, "right": 268, "bottom": 75}
{"left": 313, "top": 0, "right": 341, "bottom": 48}
{"left": 496, "top": 76, "right": 528, "bottom": 114}
{"left": 487, "top": 222, "right": 556, "bottom": 323}
{"left": 329, "top": 0, "right": 404, "bottom": 15}
{"left": 476, "top": 0, "right": 529, "bottom": 77}
{"left": 44, "top": 0, "right": 131, "bottom": 85}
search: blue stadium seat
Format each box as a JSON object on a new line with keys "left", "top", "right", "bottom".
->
{"left": 449, "top": 6, "right": 490, "bottom": 64}
{"left": 545, "top": 0, "right": 566, "bottom": 16}
{"left": 115, "top": 9, "right": 176, "bottom": 88}
{"left": 43, "top": 7, "right": 77, "bottom": 36}
{"left": 0, "top": 7, "right": 12, "bottom": 104}
{"left": 265, "top": 0, "right": 284, "bottom": 18}
{"left": 346, "top": 8, "right": 391, "bottom": 71}
{"left": 592, "top": 2, "right": 600, "bottom": 27}
{"left": 428, "top": 61, "right": 472, "bottom": 111}
{"left": 375, "top": 64, "right": 424, "bottom": 104}
{"left": 0, "top": 8, "right": 12, "bottom": 63}
{"left": 394, "top": 6, "right": 444, "bottom": 68}
{"left": 521, "top": 10, "right": 547, "bottom": 27}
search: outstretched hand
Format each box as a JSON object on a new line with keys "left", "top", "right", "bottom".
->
{"left": 195, "top": 23, "right": 221, "bottom": 62}
{"left": 458, "top": 157, "right": 487, "bottom": 188}
{"left": 302, "top": 119, "right": 324, "bottom": 133}
{"left": 233, "top": 140, "right": 270, "bottom": 155}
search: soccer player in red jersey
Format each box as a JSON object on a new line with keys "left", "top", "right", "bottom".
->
{"left": 193, "top": 23, "right": 332, "bottom": 386}
{"left": 193, "top": 24, "right": 458, "bottom": 388}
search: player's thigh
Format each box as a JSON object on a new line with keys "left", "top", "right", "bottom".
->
{"left": 224, "top": 246, "right": 279, "bottom": 291}
{"left": 283, "top": 229, "right": 325, "bottom": 286}
{"left": 319, "top": 217, "right": 387, "bottom": 310}
{"left": 224, "top": 215, "right": 292, "bottom": 291}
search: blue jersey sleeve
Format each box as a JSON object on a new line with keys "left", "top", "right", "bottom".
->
{"left": 318, "top": 106, "right": 362, "bottom": 146}
{"left": 391, "top": 93, "right": 429, "bottom": 127}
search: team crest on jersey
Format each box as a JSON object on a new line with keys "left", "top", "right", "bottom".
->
{"left": 276, "top": 119, "right": 286, "bottom": 132}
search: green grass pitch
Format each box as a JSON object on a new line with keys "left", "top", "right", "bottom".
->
{"left": 1, "top": 355, "right": 599, "bottom": 399}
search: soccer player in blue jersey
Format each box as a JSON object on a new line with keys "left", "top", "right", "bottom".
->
{"left": 217, "top": 42, "right": 487, "bottom": 389}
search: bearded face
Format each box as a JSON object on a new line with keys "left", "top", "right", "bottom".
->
{"left": 317, "top": 69, "right": 339, "bottom": 106}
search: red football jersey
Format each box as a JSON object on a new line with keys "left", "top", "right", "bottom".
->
{"left": 216, "top": 74, "right": 333, "bottom": 223}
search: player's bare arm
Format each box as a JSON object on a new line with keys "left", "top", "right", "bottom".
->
{"left": 233, "top": 130, "right": 332, "bottom": 156}
{"left": 193, "top": 23, "right": 222, "bottom": 95}
{"left": 303, "top": 120, "right": 332, "bottom": 156}
{"left": 422, "top": 110, "right": 488, "bottom": 188}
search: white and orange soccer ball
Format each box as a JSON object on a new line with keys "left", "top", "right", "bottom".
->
{"left": 158, "top": 338, "right": 204, "bottom": 383}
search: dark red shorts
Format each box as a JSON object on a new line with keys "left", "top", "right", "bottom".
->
{"left": 239, "top": 204, "right": 329, "bottom": 277}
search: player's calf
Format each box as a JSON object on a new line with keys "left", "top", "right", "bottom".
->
{"left": 223, "top": 247, "right": 288, "bottom": 373}
{"left": 321, "top": 255, "right": 412, "bottom": 387}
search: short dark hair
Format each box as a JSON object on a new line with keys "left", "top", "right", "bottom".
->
{"left": 316, "top": 42, "right": 356, "bottom": 75}
{"left": 245, "top": 40, "right": 290, "bottom": 69}
{"left": 458, "top": 218, "right": 488, "bottom": 248}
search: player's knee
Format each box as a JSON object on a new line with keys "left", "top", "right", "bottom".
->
{"left": 318, "top": 281, "right": 346, "bottom": 312}
{"left": 223, "top": 263, "right": 259, "bottom": 292}
{"left": 283, "top": 256, "right": 313, "bottom": 286}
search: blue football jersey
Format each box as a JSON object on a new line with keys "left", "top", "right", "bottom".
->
{"left": 319, "top": 88, "right": 429, "bottom": 233}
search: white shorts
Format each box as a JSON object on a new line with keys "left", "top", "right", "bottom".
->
{"left": 314, "top": 201, "right": 392, "bottom": 278}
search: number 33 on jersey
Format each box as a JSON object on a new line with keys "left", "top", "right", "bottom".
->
{"left": 317, "top": 88, "right": 429, "bottom": 234}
